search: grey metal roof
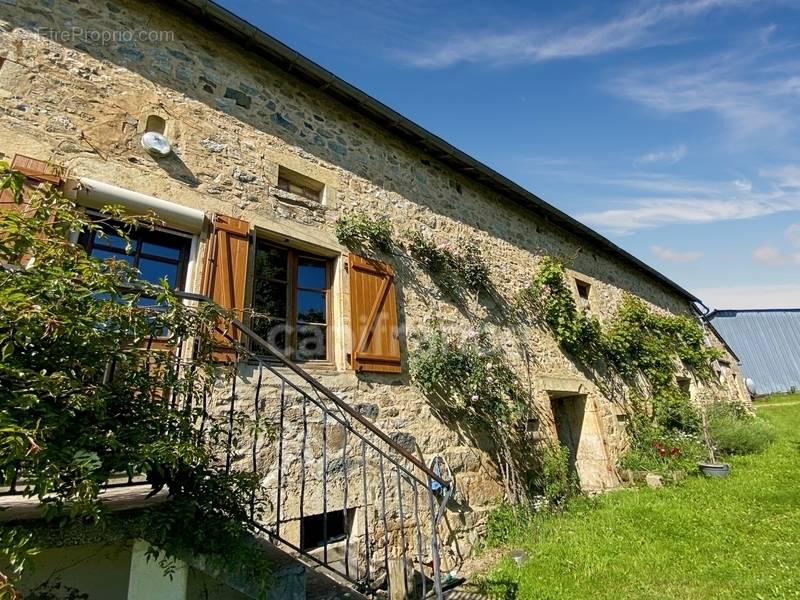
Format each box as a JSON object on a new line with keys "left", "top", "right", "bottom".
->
{"left": 708, "top": 309, "right": 800, "bottom": 394}
{"left": 168, "top": 0, "right": 700, "bottom": 303}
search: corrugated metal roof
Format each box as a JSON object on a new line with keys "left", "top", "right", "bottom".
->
{"left": 708, "top": 309, "right": 800, "bottom": 394}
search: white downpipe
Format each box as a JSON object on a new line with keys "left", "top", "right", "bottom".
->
{"left": 70, "top": 177, "right": 206, "bottom": 234}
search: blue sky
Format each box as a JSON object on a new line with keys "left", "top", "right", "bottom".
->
{"left": 218, "top": 0, "right": 800, "bottom": 309}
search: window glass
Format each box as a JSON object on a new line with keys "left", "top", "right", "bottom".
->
{"left": 138, "top": 258, "right": 179, "bottom": 288}
{"left": 96, "top": 233, "right": 129, "bottom": 250}
{"left": 142, "top": 240, "right": 181, "bottom": 260}
{"left": 296, "top": 324, "right": 327, "bottom": 361}
{"left": 253, "top": 242, "right": 331, "bottom": 361}
{"left": 92, "top": 248, "right": 134, "bottom": 265}
{"left": 297, "top": 290, "right": 326, "bottom": 324}
{"left": 297, "top": 258, "right": 326, "bottom": 289}
{"left": 253, "top": 279, "right": 287, "bottom": 318}
{"left": 84, "top": 223, "right": 189, "bottom": 291}
{"left": 254, "top": 245, "right": 288, "bottom": 281}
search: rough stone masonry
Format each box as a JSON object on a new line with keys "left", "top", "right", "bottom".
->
{"left": 0, "top": 0, "right": 750, "bottom": 574}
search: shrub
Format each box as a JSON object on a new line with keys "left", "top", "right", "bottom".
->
{"left": 334, "top": 211, "right": 393, "bottom": 253}
{"left": 484, "top": 503, "right": 535, "bottom": 548}
{"left": 530, "top": 442, "right": 579, "bottom": 507}
{"left": 619, "top": 427, "right": 705, "bottom": 475}
{"left": 707, "top": 403, "right": 776, "bottom": 455}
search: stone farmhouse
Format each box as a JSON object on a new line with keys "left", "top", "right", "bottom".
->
{"left": 0, "top": 1, "right": 750, "bottom": 598}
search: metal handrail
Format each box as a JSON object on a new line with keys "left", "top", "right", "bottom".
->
{"left": 173, "top": 289, "right": 450, "bottom": 490}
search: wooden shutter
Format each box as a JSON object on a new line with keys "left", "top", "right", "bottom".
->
{"left": 202, "top": 213, "right": 251, "bottom": 362}
{"left": 0, "top": 154, "right": 63, "bottom": 214}
{"left": 349, "top": 254, "right": 401, "bottom": 373}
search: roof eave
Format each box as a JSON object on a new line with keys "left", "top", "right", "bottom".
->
{"left": 170, "top": 0, "right": 699, "bottom": 303}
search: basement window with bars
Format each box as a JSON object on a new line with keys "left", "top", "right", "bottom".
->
{"left": 250, "top": 239, "right": 332, "bottom": 362}
{"left": 300, "top": 508, "right": 356, "bottom": 550}
{"left": 276, "top": 165, "right": 324, "bottom": 202}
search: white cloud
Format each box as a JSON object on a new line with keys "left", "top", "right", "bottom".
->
{"left": 611, "top": 37, "right": 800, "bottom": 141}
{"left": 577, "top": 167, "right": 800, "bottom": 233}
{"left": 752, "top": 223, "right": 800, "bottom": 265}
{"left": 578, "top": 195, "right": 800, "bottom": 232}
{"left": 634, "top": 145, "right": 688, "bottom": 165}
{"left": 650, "top": 245, "right": 702, "bottom": 262}
{"left": 396, "top": 0, "right": 753, "bottom": 68}
{"left": 759, "top": 165, "right": 800, "bottom": 188}
{"left": 695, "top": 283, "right": 800, "bottom": 310}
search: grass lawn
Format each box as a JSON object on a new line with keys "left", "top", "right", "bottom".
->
{"left": 480, "top": 394, "right": 800, "bottom": 599}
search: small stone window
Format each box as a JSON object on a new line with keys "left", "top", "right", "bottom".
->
{"left": 677, "top": 377, "right": 691, "bottom": 397}
{"left": 277, "top": 165, "right": 324, "bottom": 202}
{"left": 300, "top": 508, "right": 356, "bottom": 550}
{"left": 575, "top": 279, "right": 591, "bottom": 311}
{"left": 144, "top": 114, "right": 166, "bottom": 134}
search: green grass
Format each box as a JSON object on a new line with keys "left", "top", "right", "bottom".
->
{"left": 480, "top": 394, "right": 800, "bottom": 599}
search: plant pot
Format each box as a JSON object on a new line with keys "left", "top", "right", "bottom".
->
{"left": 698, "top": 462, "right": 731, "bottom": 478}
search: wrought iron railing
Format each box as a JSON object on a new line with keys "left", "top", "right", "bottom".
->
{"left": 1, "top": 288, "right": 453, "bottom": 599}
{"left": 218, "top": 315, "right": 453, "bottom": 598}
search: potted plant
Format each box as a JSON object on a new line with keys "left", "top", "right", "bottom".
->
{"left": 697, "top": 402, "right": 730, "bottom": 477}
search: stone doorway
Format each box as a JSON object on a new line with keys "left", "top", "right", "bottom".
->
{"left": 549, "top": 392, "right": 617, "bottom": 491}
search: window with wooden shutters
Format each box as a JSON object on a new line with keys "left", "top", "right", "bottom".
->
{"left": 348, "top": 254, "right": 401, "bottom": 373}
{"left": 251, "top": 239, "right": 332, "bottom": 362}
{"left": 202, "top": 213, "right": 251, "bottom": 361}
{"left": 0, "top": 154, "right": 63, "bottom": 215}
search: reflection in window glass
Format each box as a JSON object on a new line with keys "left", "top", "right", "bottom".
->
{"left": 297, "top": 258, "right": 326, "bottom": 289}
{"left": 253, "top": 242, "right": 330, "bottom": 361}
{"left": 297, "top": 290, "right": 326, "bottom": 324}
{"left": 296, "top": 324, "right": 327, "bottom": 361}
{"left": 82, "top": 224, "right": 190, "bottom": 291}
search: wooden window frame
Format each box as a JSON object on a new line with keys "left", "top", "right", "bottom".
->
{"left": 251, "top": 239, "right": 334, "bottom": 364}
{"left": 79, "top": 217, "right": 192, "bottom": 292}
{"left": 276, "top": 165, "right": 324, "bottom": 203}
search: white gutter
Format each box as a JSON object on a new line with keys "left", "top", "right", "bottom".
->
{"left": 68, "top": 177, "right": 206, "bottom": 234}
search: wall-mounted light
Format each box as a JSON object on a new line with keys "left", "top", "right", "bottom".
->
{"left": 141, "top": 131, "right": 172, "bottom": 157}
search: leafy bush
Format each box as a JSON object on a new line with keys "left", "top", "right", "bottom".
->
{"left": 619, "top": 427, "right": 705, "bottom": 475}
{"left": 707, "top": 403, "right": 776, "bottom": 455}
{"left": 0, "top": 164, "right": 271, "bottom": 595}
{"left": 530, "top": 443, "right": 579, "bottom": 507}
{"left": 484, "top": 503, "right": 535, "bottom": 548}
{"left": 406, "top": 229, "right": 490, "bottom": 292}
{"left": 334, "top": 211, "right": 393, "bottom": 253}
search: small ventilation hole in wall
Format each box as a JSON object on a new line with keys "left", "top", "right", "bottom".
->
{"left": 145, "top": 114, "right": 166, "bottom": 134}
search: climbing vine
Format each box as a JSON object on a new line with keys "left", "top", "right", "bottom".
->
{"left": 409, "top": 326, "right": 547, "bottom": 503}
{"left": 334, "top": 210, "right": 393, "bottom": 254}
{"left": 406, "top": 229, "right": 490, "bottom": 293}
{"left": 521, "top": 256, "right": 722, "bottom": 435}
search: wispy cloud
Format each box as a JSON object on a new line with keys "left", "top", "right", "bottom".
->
{"left": 752, "top": 223, "right": 800, "bottom": 265}
{"left": 611, "top": 30, "right": 800, "bottom": 141}
{"left": 577, "top": 168, "right": 800, "bottom": 232}
{"left": 651, "top": 244, "right": 702, "bottom": 262}
{"left": 634, "top": 144, "right": 688, "bottom": 165}
{"left": 695, "top": 283, "right": 800, "bottom": 309}
{"left": 396, "top": 0, "right": 752, "bottom": 68}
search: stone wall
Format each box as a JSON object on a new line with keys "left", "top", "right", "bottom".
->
{"left": 0, "top": 0, "right": 750, "bottom": 571}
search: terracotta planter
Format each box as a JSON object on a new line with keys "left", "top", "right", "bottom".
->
{"left": 698, "top": 462, "right": 731, "bottom": 478}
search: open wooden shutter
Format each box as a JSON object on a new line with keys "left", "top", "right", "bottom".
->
{"left": 349, "top": 254, "right": 401, "bottom": 373}
{"left": 202, "top": 213, "right": 251, "bottom": 362}
{"left": 1, "top": 154, "right": 63, "bottom": 214}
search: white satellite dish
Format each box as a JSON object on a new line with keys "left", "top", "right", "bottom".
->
{"left": 141, "top": 131, "right": 172, "bottom": 157}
